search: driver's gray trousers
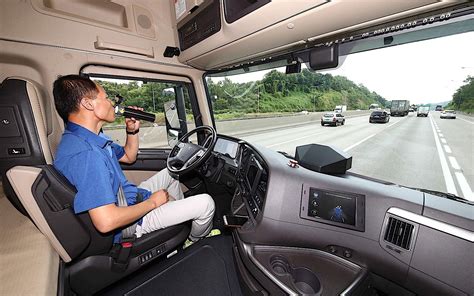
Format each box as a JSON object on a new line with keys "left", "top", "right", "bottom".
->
{"left": 134, "top": 169, "right": 215, "bottom": 241}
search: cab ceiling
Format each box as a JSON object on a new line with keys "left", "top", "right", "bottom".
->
{"left": 176, "top": 0, "right": 461, "bottom": 71}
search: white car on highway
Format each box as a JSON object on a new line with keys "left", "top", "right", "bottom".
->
{"left": 440, "top": 110, "right": 457, "bottom": 119}
{"left": 321, "top": 112, "right": 345, "bottom": 126}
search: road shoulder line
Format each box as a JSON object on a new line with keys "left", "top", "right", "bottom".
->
{"left": 429, "top": 115, "right": 458, "bottom": 195}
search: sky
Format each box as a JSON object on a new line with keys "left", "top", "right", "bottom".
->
{"left": 210, "top": 32, "right": 474, "bottom": 105}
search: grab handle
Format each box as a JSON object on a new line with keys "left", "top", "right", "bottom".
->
{"left": 94, "top": 36, "right": 154, "bottom": 58}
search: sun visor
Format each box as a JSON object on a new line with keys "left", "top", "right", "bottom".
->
{"left": 295, "top": 144, "right": 351, "bottom": 175}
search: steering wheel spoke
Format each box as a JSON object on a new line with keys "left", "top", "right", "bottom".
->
{"left": 167, "top": 126, "right": 217, "bottom": 175}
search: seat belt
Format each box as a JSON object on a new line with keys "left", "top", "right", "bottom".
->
{"left": 112, "top": 184, "right": 137, "bottom": 271}
{"left": 117, "top": 185, "right": 138, "bottom": 239}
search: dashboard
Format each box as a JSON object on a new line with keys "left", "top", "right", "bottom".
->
{"left": 206, "top": 135, "right": 473, "bottom": 295}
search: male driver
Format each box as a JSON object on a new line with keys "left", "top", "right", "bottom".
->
{"left": 53, "top": 75, "right": 215, "bottom": 243}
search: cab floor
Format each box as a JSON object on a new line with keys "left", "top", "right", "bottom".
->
{"left": 98, "top": 234, "right": 243, "bottom": 296}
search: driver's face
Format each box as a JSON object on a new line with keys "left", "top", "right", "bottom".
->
{"left": 93, "top": 85, "right": 116, "bottom": 123}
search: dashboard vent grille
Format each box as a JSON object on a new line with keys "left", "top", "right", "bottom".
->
{"left": 384, "top": 217, "right": 414, "bottom": 250}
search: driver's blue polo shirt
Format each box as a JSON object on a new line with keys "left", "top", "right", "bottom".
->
{"left": 53, "top": 122, "right": 151, "bottom": 242}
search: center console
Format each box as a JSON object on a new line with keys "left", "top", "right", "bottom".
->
{"left": 235, "top": 144, "right": 268, "bottom": 220}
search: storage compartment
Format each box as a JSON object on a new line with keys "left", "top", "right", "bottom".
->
{"left": 224, "top": 0, "right": 271, "bottom": 24}
{"left": 253, "top": 246, "right": 370, "bottom": 295}
{"left": 37, "top": 0, "right": 129, "bottom": 28}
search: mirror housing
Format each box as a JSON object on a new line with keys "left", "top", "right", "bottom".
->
{"left": 164, "top": 100, "right": 181, "bottom": 147}
{"left": 309, "top": 44, "right": 339, "bottom": 71}
{"left": 285, "top": 61, "right": 301, "bottom": 74}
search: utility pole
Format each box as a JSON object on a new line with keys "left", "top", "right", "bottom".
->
{"left": 151, "top": 84, "right": 156, "bottom": 111}
{"left": 257, "top": 85, "right": 260, "bottom": 114}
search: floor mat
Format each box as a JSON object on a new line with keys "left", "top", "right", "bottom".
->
{"left": 99, "top": 235, "right": 243, "bottom": 296}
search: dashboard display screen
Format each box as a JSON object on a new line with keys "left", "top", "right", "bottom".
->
{"left": 214, "top": 138, "right": 238, "bottom": 158}
{"left": 246, "top": 163, "right": 259, "bottom": 190}
{"left": 245, "top": 156, "right": 263, "bottom": 193}
{"left": 308, "top": 188, "right": 356, "bottom": 226}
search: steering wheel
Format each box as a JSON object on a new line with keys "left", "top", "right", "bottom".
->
{"left": 167, "top": 125, "right": 217, "bottom": 176}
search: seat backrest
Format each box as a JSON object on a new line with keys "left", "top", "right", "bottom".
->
{"left": 6, "top": 165, "right": 114, "bottom": 262}
{"left": 0, "top": 77, "right": 63, "bottom": 214}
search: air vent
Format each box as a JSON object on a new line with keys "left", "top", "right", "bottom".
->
{"left": 384, "top": 217, "right": 414, "bottom": 250}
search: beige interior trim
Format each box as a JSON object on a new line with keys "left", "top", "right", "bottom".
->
{"left": 0, "top": 182, "right": 59, "bottom": 296}
{"left": 6, "top": 166, "right": 72, "bottom": 262}
{"left": 26, "top": 80, "right": 53, "bottom": 164}
{"left": 82, "top": 65, "right": 192, "bottom": 83}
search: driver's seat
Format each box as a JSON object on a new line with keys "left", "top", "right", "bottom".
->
{"left": 2, "top": 77, "right": 190, "bottom": 295}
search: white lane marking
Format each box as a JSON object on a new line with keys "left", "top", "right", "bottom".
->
{"left": 343, "top": 120, "right": 401, "bottom": 151}
{"left": 429, "top": 116, "right": 458, "bottom": 195}
{"left": 444, "top": 145, "right": 452, "bottom": 154}
{"left": 455, "top": 172, "right": 474, "bottom": 201}
{"left": 438, "top": 133, "right": 444, "bottom": 137}
{"left": 458, "top": 117, "right": 474, "bottom": 125}
{"left": 440, "top": 138, "right": 447, "bottom": 144}
{"left": 448, "top": 156, "right": 461, "bottom": 170}
{"left": 344, "top": 134, "right": 376, "bottom": 152}
{"left": 268, "top": 130, "right": 326, "bottom": 147}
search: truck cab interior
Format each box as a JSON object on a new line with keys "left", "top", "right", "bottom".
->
{"left": 0, "top": 1, "right": 473, "bottom": 295}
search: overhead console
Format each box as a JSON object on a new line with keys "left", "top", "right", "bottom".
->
{"left": 177, "top": 0, "right": 221, "bottom": 51}
{"left": 173, "top": 0, "right": 458, "bottom": 70}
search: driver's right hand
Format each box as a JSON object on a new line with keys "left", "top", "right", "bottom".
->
{"left": 149, "top": 189, "right": 169, "bottom": 208}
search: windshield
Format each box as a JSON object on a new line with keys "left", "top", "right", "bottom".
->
{"left": 205, "top": 30, "right": 473, "bottom": 201}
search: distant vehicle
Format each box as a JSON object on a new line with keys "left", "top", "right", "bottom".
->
{"left": 369, "top": 110, "right": 390, "bottom": 123}
{"left": 369, "top": 103, "right": 379, "bottom": 110}
{"left": 417, "top": 106, "right": 430, "bottom": 117}
{"left": 321, "top": 112, "right": 345, "bottom": 126}
{"left": 410, "top": 104, "right": 418, "bottom": 111}
{"left": 300, "top": 110, "right": 309, "bottom": 115}
{"left": 334, "top": 105, "right": 347, "bottom": 113}
{"left": 408, "top": 108, "right": 414, "bottom": 112}
{"left": 435, "top": 105, "right": 443, "bottom": 111}
{"left": 440, "top": 110, "right": 456, "bottom": 119}
{"left": 390, "top": 100, "right": 410, "bottom": 116}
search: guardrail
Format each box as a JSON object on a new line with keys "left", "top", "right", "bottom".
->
{"left": 106, "top": 110, "right": 372, "bottom": 147}
{"left": 216, "top": 110, "right": 371, "bottom": 137}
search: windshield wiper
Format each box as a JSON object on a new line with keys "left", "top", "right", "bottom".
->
{"left": 406, "top": 186, "right": 473, "bottom": 205}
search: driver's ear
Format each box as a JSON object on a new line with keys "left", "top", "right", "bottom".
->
{"left": 81, "top": 98, "right": 94, "bottom": 111}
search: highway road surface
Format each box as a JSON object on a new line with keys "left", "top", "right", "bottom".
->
{"left": 239, "top": 112, "right": 473, "bottom": 201}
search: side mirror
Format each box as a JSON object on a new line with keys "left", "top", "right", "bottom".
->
{"left": 167, "top": 129, "right": 179, "bottom": 147}
{"left": 164, "top": 100, "right": 180, "bottom": 147}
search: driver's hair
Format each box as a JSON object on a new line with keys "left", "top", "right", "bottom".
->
{"left": 53, "top": 75, "right": 99, "bottom": 122}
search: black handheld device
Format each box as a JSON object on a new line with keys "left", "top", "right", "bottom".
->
{"left": 113, "top": 94, "right": 156, "bottom": 123}
{"left": 119, "top": 107, "right": 156, "bottom": 122}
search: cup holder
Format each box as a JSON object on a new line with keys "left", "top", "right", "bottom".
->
{"left": 269, "top": 255, "right": 322, "bottom": 295}
{"left": 270, "top": 255, "right": 291, "bottom": 275}
{"left": 292, "top": 267, "right": 321, "bottom": 295}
